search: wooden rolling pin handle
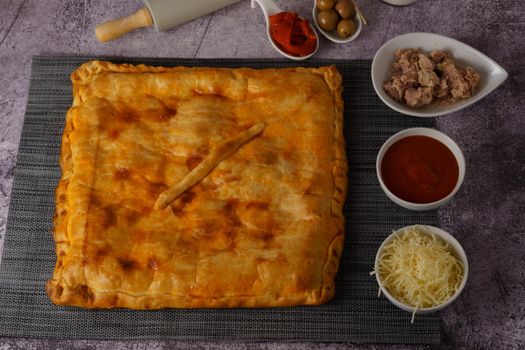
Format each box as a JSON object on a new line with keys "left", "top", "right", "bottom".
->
{"left": 95, "top": 7, "right": 154, "bottom": 42}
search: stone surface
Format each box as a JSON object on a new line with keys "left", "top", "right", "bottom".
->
{"left": 0, "top": 0, "right": 524, "bottom": 349}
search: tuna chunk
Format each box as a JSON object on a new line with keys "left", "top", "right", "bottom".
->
{"left": 404, "top": 87, "right": 433, "bottom": 108}
{"left": 464, "top": 67, "right": 481, "bottom": 94}
{"left": 383, "top": 48, "right": 481, "bottom": 109}
{"left": 434, "top": 78, "right": 450, "bottom": 98}
{"left": 439, "top": 61, "right": 480, "bottom": 100}
{"left": 418, "top": 53, "right": 435, "bottom": 71}
{"left": 383, "top": 74, "right": 414, "bottom": 102}
{"left": 429, "top": 50, "right": 450, "bottom": 64}
{"left": 418, "top": 69, "right": 439, "bottom": 88}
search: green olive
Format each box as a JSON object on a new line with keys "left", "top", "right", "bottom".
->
{"left": 335, "top": 0, "right": 356, "bottom": 19}
{"left": 337, "top": 19, "right": 356, "bottom": 38}
{"left": 317, "top": 9, "right": 339, "bottom": 31}
{"left": 316, "top": 0, "right": 336, "bottom": 11}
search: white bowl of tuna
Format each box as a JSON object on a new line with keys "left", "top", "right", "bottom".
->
{"left": 374, "top": 224, "right": 468, "bottom": 322}
{"left": 372, "top": 32, "right": 508, "bottom": 117}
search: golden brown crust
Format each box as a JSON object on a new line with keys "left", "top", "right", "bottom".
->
{"left": 48, "top": 61, "right": 347, "bottom": 309}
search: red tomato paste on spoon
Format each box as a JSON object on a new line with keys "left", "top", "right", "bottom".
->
{"left": 269, "top": 12, "right": 317, "bottom": 57}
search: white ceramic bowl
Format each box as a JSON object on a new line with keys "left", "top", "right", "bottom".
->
{"left": 381, "top": 0, "right": 419, "bottom": 5}
{"left": 252, "top": 0, "right": 319, "bottom": 61}
{"left": 376, "top": 127, "right": 466, "bottom": 210}
{"left": 375, "top": 224, "right": 469, "bottom": 314}
{"left": 312, "top": 2, "right": 362, "bottom": 44}
{"left": 371, "top": 32, "right": 508, "bottom": 117}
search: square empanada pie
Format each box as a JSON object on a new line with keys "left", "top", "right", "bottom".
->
{"left": 47, "top": 61, "right": 347, "bottom": 309}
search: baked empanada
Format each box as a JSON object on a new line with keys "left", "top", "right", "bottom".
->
{"left": 47, "top": 61, "right": 347, "bottom": 309}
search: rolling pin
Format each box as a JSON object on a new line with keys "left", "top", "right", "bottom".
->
{"left": 96, "top": 0, "right": 242, "bottom": 42}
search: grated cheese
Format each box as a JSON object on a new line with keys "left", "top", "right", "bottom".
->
{"left": 377, "top": 226, "right": 464, "bottom": 309}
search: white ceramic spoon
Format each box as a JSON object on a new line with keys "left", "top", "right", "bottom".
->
{"left": 381, "top": 0, "right": 419, "bottom": 6}
{"left": 251, "top": 0, "right": 319, "bottom": 60}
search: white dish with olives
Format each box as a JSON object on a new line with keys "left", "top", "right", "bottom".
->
{"left": 313, "top": 0, "right": 362, "bottom": 43}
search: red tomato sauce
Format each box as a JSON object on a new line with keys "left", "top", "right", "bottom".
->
{"left": 381, "top": 136, "right": 459, "bottom": 204}
{"left": 269, "top": 12, "right": 317, "bottom": 57}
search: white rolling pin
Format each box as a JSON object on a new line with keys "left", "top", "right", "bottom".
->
{"left": 96, "top": 0, "right": 242, "bottom": 42}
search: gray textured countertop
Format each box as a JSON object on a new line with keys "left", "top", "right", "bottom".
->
{"left": 1, "top": 0, "right": 524, "bottom": 349}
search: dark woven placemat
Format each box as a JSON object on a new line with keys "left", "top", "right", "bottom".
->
{"left": 0, "top": 55, "right": 440, "bottom": 343}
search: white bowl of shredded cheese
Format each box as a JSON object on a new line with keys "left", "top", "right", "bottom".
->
{"left": 374, "top": 225, "right": 468, "bottom": 321}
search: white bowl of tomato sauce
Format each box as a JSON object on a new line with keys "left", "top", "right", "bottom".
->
{"left": 376, "top": 128, "right": 466, "bottom": 210}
